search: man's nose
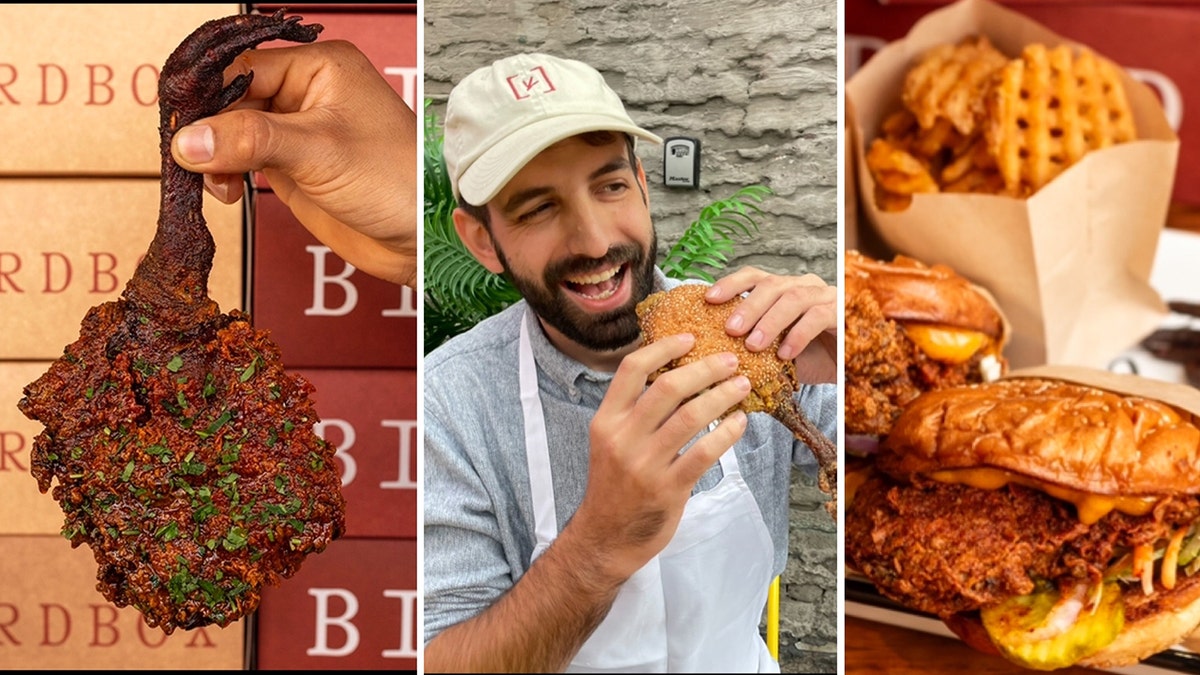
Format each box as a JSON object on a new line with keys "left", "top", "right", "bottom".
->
{"left": 565, "top": 200, "right": 613, "bottom": 259}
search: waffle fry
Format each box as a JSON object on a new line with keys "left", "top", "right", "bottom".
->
{"left": 986, "top": 43, "right": 1137, "bottom": 195}
{"left": 865, "top": 35, "right": 1138, "bottom": 211}
{"left": 903, "top": 35, "right": 1009, "bottom": 135}
{"left": 865, "top": 138, "right": 939, "bottom": 212}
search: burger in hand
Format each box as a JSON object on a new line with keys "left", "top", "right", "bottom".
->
{"left": 844, "top": 250, "right": 1008, "bottom": 449}
{"left": 846, "top": 372, "right": 1200, "bottom": 670}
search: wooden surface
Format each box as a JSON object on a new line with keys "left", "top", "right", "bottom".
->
{"left": 844, "top": 616, "right": 1101, "bottom": 674}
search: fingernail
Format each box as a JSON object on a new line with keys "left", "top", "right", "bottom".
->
{"left": 176, "top": 125, "right": 214, "bottom": 163}
{"left": 706, "top": 286, "right": 721, "bottom": 301}
{"left": 677, "top": 333, "right": 695, "bottom": 345}
{"left": 726, "top": 314, "right": 744, "bottom": 332}
{"left": 721, "top": 353, "right": 738, "bottom": 369}
{"left": 747, "top": 329, "right": 765, "bottom": 349}
{"left": 777, "top": 344, "right": 795, "bottom": 361}
{"left": 203, "top": 175, "right": 229, "bottom": 203}
{"left": 734, "top": 375, "right": 750, "bottom": 392}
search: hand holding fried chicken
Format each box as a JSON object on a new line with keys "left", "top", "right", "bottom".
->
{"left": 170, "top": 37, "right": 417, "bottom": 288}
{"left": 636, "top": 270, "right": 838, "bottom": 519}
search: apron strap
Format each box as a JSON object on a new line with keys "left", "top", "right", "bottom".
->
{"left": 519, "top": 311, "right": 560, "bottom": 549}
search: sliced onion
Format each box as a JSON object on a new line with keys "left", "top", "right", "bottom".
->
{"left": 846, "top": 434, "right": 881, "bottom": 457}
{"left": 1021, "top": 581, "right": 1088, "bottom": 642}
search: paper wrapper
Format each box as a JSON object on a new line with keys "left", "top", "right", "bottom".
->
{"left": 847, "top": 0, "right": 1179, "bottom": 370}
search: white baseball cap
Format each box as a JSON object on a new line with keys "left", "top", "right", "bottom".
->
{"left": 443, "top": 52, "right": 663, "bottom": 207}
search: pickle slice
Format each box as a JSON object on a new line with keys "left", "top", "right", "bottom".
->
{"left": 981, "top": 581, "right": 1123, "bottom": 671}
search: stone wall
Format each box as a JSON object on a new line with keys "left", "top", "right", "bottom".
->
{"left": 424, "top": 0, "right": 838, "bottom": 670}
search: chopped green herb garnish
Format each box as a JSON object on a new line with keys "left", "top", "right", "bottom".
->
{"left": 198, "top": 410, "right": 233, "bottom": 438}
{"left": 155, "top": 521, "right": 179, "bottom": 541}
{"left": 222, "top": 526, "right": 249, "bottom": 551}
{"left": 238, "top": 357, "right": 259, "bottom": 383}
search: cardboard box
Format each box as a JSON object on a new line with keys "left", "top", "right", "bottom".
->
{"left": 251, "top": 7, "right": 418, "bottom": 190}
{"left": 846, "top": 0, "right": 1200, "bottom": 206}
{"left": 299, "top": 368, "right": 417, "bottom": 539}
{"left": 250, "top": 191, "right": 418, "bottom": 369}
{"left": 0, "top": 534, "right": 245, "bottom": 669}
{"left": 0, "top": 363, "right": 76, "bottom": 535}
{"left": 0, "top": 4, "right": 242, "bottom": 176}
{"left": 254, "top": 537, "right": 417, "bottom": 670}
{"left": 0, "top": 179, "right": 243, "bottom": 360}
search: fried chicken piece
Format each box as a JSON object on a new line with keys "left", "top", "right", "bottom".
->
{"left": 846, "top": 471, "right": 1200, "bottom": 620}
{"left": 17, "top": 11, "right": 345, "bottom": 634}
{"left": 636, "top": 284, "right": 837, "bottom": 518}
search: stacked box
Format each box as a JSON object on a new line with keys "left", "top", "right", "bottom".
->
{"left": 0, "top": 4, "right": 248, "bottom": 668}
{"left": 245, "top": 3, "right": 419, "bottom": 670}
{"left": 846, "top": 0, "right": 1200, "bottom": 206}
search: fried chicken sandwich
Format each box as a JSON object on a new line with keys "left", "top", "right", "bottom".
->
{"left": 844, "top": 250, "right": 1008, "bottom": 446}
{"left": 846, "top": 369, "right": 1200, "bottom": 670}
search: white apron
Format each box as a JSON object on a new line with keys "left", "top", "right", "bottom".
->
{"left": 519, "top": 311, "right": 779, "bottom": 673}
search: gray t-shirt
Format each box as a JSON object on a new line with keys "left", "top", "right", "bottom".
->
{"left": 423, "top": 270, "right": 837, "bottom": 643}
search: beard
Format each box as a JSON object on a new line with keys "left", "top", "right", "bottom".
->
{"left": 493, "top": 232, "right": 658, "bottom": 352}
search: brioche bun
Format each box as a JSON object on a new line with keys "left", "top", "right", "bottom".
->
{"left": 846, "top": 250, "right": 1006, "bottom": 339}
{"left": 1080, "top": 572, "right": 1200, "bottom": 668}
{"left": 878, "top": 377, "right": 1200, "bottom": 496}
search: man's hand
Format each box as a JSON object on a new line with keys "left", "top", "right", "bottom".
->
{"left": 570, "top": 332, "right": 752, "bottom": 583}
{"left": 425, "top": 333, "right": 750, "bottom": 672}
{"left": 170, "top": 40, "right": 417, "bottom": 288}
{"left": 704, "top": 266, "right": 837, "bottom": 384}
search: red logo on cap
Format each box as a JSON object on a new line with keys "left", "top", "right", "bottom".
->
{"left": 506, "top": 66, "right": 556, "bottom": 100}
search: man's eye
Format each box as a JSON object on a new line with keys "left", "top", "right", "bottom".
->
{"left": 518, "top": 202, "right": 553, "bottom": 222}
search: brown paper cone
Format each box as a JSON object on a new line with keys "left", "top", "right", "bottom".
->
{"left": 847, "top": 0, "right": 1179, "bottom": 370}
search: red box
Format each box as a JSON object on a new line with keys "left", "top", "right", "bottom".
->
{"left": 846, "top": 0, "right": 1200, "bottom": 205}
{"left": 252, "top": 8, "right": 417, "bottom": 190}
{"left": 254, "top": 537, "right": 417, "bottom": 670}
{"left": 250, "top": 191, "right": 418, "bottom": 369}
{"left": 300, "top": 368, "right": 417, "bottom": 539}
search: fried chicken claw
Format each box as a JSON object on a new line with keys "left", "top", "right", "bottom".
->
{"left": 18, "top": 12, "right": 346, "bottom": 634}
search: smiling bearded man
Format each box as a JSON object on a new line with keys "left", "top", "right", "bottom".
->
{"left": 422, "top": 52, "right": 839, "bottom": 674}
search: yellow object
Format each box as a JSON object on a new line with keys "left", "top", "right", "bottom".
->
{"left": 903, "top": 324, "right": 989, "bottom": 363}
{"left": 767, "top": 575, "right": 780, "bottom": 661}
{"left": 929, "top": 466, "right": 1157, "bottom": 525}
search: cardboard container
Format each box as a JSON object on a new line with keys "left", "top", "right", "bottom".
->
{"left": 254, "top": 537, "right": 417, "bottom": 670}
{"left": 0, "top": 4, "right": 242, "bottom": 176}
{"left": 847, "top": 0, "right": 1200, "bottom": 206}
{"left": 0, "top": 363, "right": 76, "bottom": 535}
{"left": 250, "top": 191, "right": 418, "bottom": 369}
{"left": 251, "top": 7, "right": 418, "bottom": 190}
{"left": 0, "top": 534, "right": 245, "bottom": 669}
{"left": 847, "top": 0, "right": 1177, "bottom": 370}
{"left": 0, "top": 179, "right": 243, "bottom": 360}
{"left": 299, "top": 368, "right": 417, "bottom": 539}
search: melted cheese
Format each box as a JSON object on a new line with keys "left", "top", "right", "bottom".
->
{"left": 846, "top": 466, "right": 871, "bottom": 507}
{"left": 929, "top": 467, "right": 1158, "bottom": 525}
{"left": 903, "top": 324, "right": 990, "bottom": 364}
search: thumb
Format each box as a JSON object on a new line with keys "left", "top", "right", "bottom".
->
{"left": 171, "top": 109, "right": 305, "bottom": 176}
